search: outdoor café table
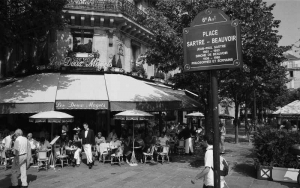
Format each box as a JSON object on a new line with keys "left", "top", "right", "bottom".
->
{"left": 65, "top": 146, "right": 77, "bottom": 165}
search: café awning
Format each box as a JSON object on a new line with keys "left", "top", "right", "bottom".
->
{"left": 55, "top": 74, "right": 109, "bottom": 110}
{"left": 146, "top": 83, "right": 202, "bottom": 110}
{"left": 272, "top": 100, "right": 300, "bottom": 118}
{"left": 105, "top": 74, "right": 181, "bottom": 111}
{"left": 0, "top": 73, "right": 60, "bottom": 114}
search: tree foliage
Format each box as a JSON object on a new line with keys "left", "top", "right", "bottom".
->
{"left": 144, "top": 0, "right": 290, "bottom": 139}
{"left": 0, "top": 0, "right": 68, "bottom": 47}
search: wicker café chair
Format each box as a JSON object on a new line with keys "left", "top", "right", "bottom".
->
{"left": 55, "top": 148, "right": 68, "bottom": 168}
{"left": 143, "top": 145, "right": 155, "bottom": 164}
{"left": 37, "top": 150, "right": 49, "bottom": 171}
{"left": 157, "top": 146, "right": 170, "bottom": 164}
{"left": 111, "top": 146, "right": 123, "bottom": 166}
{"left": 100, "top": 143, "right": 111, "bottom": 164}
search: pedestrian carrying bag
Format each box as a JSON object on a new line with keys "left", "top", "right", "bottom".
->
{"left": 220, "top": 155, "right": 229, "bottom": 176}
{"left": 210, "top": 150, "right": 229, "bottom": 176}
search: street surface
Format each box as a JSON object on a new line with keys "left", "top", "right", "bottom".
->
{"left": 0, "top": 134, "right": 298, "bottom": 188}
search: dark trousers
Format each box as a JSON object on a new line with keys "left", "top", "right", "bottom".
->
{"left": 203, "top": 185, "right": 214, "bottom": 188}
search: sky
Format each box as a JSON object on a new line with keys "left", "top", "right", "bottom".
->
{"left": 264, "top": 0, "right": 300, "bottom": 57}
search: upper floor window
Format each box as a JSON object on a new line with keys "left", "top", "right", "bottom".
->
{"left": 72, "top": 29, "right": 93, "bottom": 53}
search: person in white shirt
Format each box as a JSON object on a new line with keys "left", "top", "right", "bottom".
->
{"left": 109, "top": 136, "right": 121, "bottom": 149}
{"left": 2, "top": 131, "right": 13, "bottom": 149}
{"left": 1, "top": 131, "right": 14, "bottom": 166}
{"left": 95, "top": 132, "right": 106, "bottom": 159}
{"left": 158, "top": 132, "right": 169, "bottom": 146}
{"left": 191, "top": 133, "right": 225, "bottom": 188}
{"left": 11, "top": 129, "right": 31, "bottom": 188}
{"left": 27, "top": 133, "right": 38, "bottom": 164}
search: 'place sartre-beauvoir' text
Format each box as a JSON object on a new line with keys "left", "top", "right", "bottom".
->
{"left": 186, "top": 29, "right": 236, "bottom": 47}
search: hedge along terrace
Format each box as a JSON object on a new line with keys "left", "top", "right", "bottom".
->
{"left": 252, "top": 127, "right": 300, "bottom": 168}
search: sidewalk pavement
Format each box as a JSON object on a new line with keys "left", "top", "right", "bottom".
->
{"left": 0, "top": 134, "right": 298, "bottom": 188}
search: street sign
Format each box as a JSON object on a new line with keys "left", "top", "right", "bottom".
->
{"left": 183, "top": 9, "right": 242, "bottom": 71}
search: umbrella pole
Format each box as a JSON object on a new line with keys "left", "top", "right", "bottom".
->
{"left": 130, "top": 120, "right": 137, "bottom": 165}
{"left": 51, "top": 123, "right": 54, "bottom": 140}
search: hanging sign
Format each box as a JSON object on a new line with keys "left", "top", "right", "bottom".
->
{"left": 183, "top": 8, "right": 242, "bottom": 71}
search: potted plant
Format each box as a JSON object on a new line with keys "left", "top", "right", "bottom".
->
{"left": 252, "top": 127, "right": 300, "bottom": 183}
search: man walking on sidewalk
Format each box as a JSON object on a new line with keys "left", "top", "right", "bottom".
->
{"left": 80, "top": 123, "right": 95, "bottom": 169}
{"left": 10, "top": 129, "right": 31, "bottom": 188}
{"left": 191, "top": 133, "right": 225, "bottom": 188}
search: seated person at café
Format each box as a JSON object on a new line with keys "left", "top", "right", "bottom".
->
{"left": 39, "top": 137, "right": 51, "bottom": 151}
{"left": 27, "top": 133, "right": 38, "bottom": 164}
{"left": 95, "top": 132, "right": 106, "bottom": 160}
{"left": 122, "top": 135, "right": 132, "bottom": 163}
{"left": 136, "top": 133, "right": 145, "bottom": 163}
{"left": 108, "top": 129, "right": 117, "bottom": 142}
{"left": 73, "top": 134, "right": 82, "bottom": 167}
{"left": 109, "top": 135, "right": 121, "bottom": 155}
{"left": 158, "top": 132, "right": 169, "bottom": 146}
{"left": 144, "top": 131, "right": 156, "bottom": 152}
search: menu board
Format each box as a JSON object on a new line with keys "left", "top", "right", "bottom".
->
{"left": 50, "top": 136, "right": 60, "bottom": 145}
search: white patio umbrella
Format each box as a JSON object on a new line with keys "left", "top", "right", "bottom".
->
{"left": 29, "top": 111, "right": 74, "bottom": 123}
{"left": 29, "top": 110, "right": 74, "bottom": 139}
{"left": 114, "top": 110, "right": 153, "bottom": 166}
{"left": 185, "top": 112, "right": 205, "bottom": 119}
{"left": 29, "top": 111, "right": 74, "bottom": 169}
{"left": 219, "top": 113, "right": 234, "bottom": 119}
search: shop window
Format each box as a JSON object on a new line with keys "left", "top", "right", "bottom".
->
{"left": 72, "top": 29, "right": 93, "bottom": 53}
{"left": 290, "top": 71, "right": 294, "bottom": 77}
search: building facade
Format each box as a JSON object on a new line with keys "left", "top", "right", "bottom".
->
{"left": 48, "top": 0, "right": 155, "bottom": 77}
{"left": 281, "top": 53, "right": 300, "bottom": 89}
{"left": 0, "top": 0, "right": 157, "bottom": 79}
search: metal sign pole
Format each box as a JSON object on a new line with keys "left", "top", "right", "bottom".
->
{"left": 211, "top": 70, "right": 220, "bottom": 188}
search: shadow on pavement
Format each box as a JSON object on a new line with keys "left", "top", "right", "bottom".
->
{"left": 168, "top": 154, "right": 204, "bottom": 168}
{"left": 225, "top": 137, "right": 249, "bottom": 143}
{"left": 0, "top": 173, "right": 37, "bottom": 188}
{"left": 232, "top": 163, "right": 256, "bottom": 178}
{"left": 277, "top": 182, "right": 299, "bottom": 188}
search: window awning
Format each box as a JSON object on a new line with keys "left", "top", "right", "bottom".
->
{"left": 0, "top": 73, "right": 60, "bottom": 114}
{"left": 105, "top": 74, "right": 181, "bottom": 111}
{"left": 146, "top": 83, "right": 202, "bottom": 110}
{"left": 55, "top": 74, "right": 109, "bottom": 110}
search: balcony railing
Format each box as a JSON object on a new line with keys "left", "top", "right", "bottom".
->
{"left": 65, "top": 0, "right": 148, "bottom": 28}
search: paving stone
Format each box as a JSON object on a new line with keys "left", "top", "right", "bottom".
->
{"left": 95, "top": 177, "right": 109, "bottom": 182}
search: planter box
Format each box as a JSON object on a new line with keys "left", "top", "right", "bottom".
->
{"left": 257, "top": 165, "right": 273, "bottom": 181}
{"left": 272, "top": 167, "right": 299, "bottom": 183}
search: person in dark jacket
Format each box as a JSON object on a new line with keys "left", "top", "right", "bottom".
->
{"left": 79, "top": 123, "right": 95, "bottom": 169}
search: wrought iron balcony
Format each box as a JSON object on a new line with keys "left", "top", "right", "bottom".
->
{"left": 65, "top": 0, "right": 148, "bottom": 28}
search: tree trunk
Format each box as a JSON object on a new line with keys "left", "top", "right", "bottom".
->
{"left": 234, "top": 93, "right": 239, "bottom": 144}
